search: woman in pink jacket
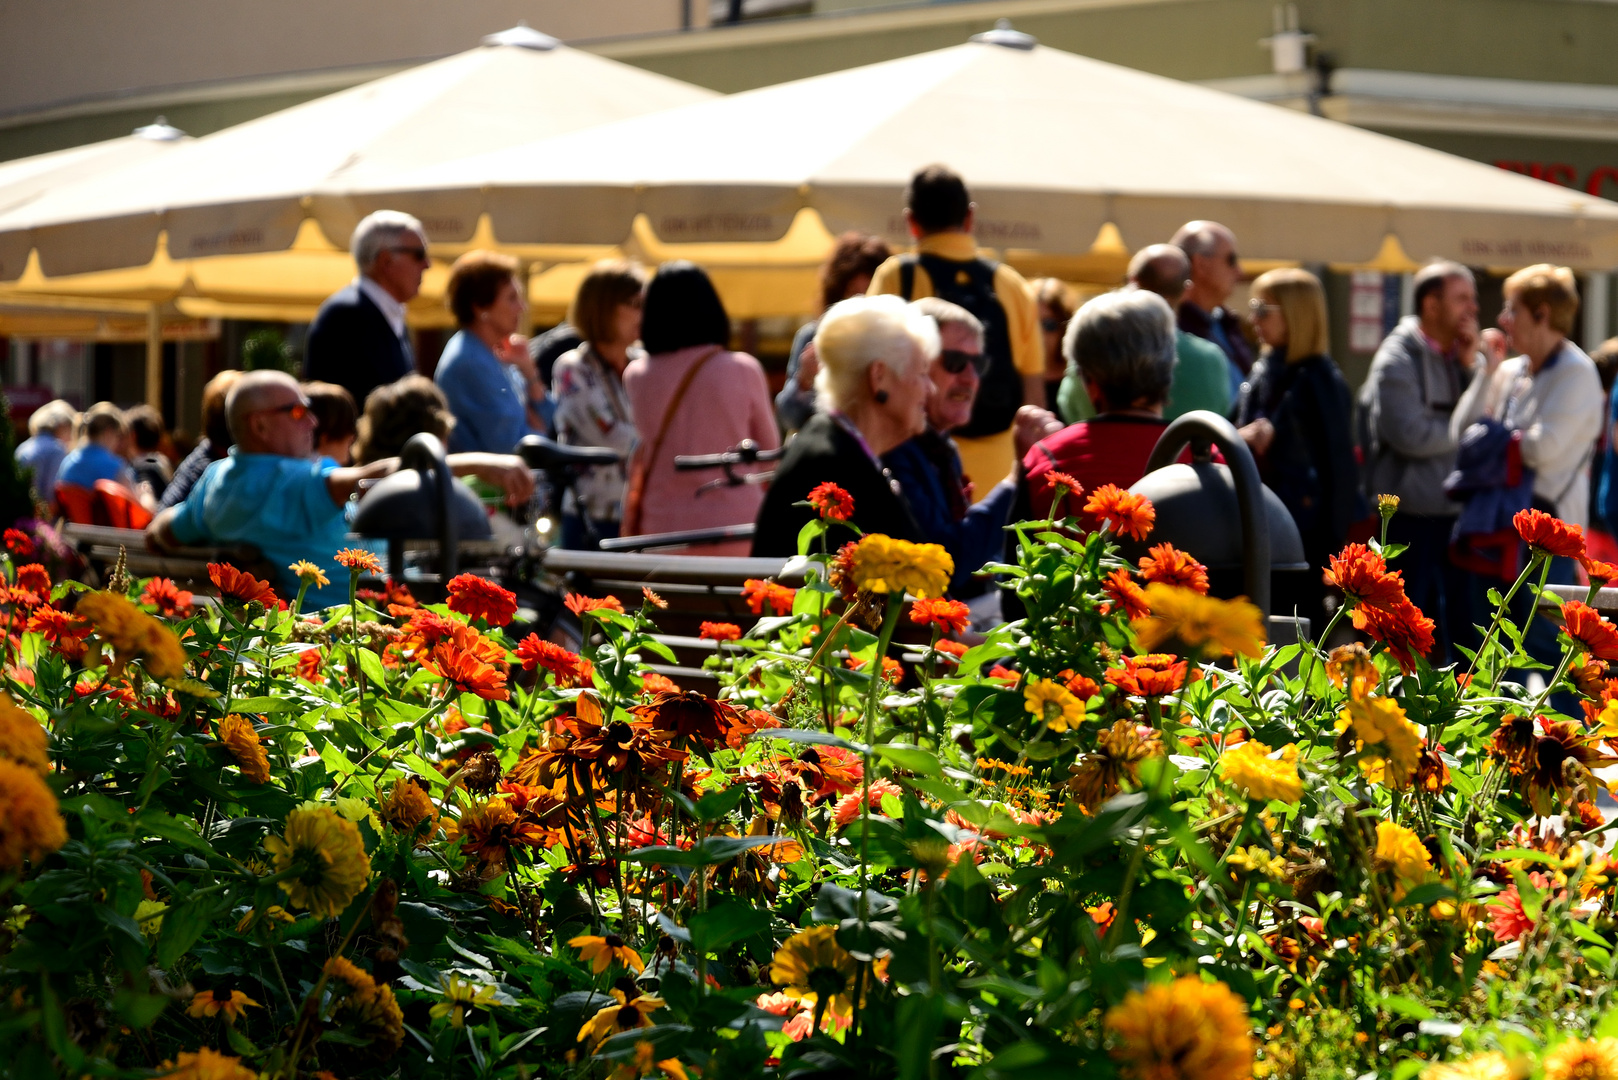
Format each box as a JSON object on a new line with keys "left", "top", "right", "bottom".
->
{"left": 622, "top": 261, "right": 779, "bottom": 554}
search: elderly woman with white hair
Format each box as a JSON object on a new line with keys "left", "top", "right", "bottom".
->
{"left": 751, "top": 294, "right": 937, "bottom": 555}
{"left": 15, "top": 399, "right": 78, "bottom": 507}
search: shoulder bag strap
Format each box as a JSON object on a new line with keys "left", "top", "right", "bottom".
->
{"left": 622, "top": 347, "right": 721, "bottom": 534}
{"left": 899, "top": 255, "right": 917, "bottom": 301}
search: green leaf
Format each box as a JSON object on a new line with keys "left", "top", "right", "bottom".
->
{"left": 229, "top": 696, "right": 301, "bottom": 713}
{"left": 1482, "top": 847, "right": 1563, "bottom": 866}
{"left": 749, "top": 727, "right": 868, "bottom": 754}
{"left": 357, "top": 647, "right": 388, "bottom": 687}
{"left": 690, "top": 785, "right": 747, "bottom": 822}
{"left": 687, "top": 902, "right": 770, "bottom": 954}
{"left": 156, "top": 895, "right": 215, "bottom": 967}
{"left": 874, "top": 744, "right": 941, "bottom": 777}
{"left": 1379, "top": 993, "right": 1435, "bottom": 1021}
{"left": 111, "top": 989, "right": 168, "bottom": 1028}
{"left": 623, "top": 834, "right": 784, "bottom": 867}
{"left": 1396, "top": 882, "right": 1455, "bottom": 908}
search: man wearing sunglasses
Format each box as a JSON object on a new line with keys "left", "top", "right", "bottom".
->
{"left": 882, "top": 298, "right": 1061, "bottom": 601}
{"left": 147, "top": 370, "right": 533, "bottom": 608}
{"left": 305, "top": 210, "right": 431, "bottom": 409}
{"left": 1170, "top": 220, "right": 1253, "bottom": 405}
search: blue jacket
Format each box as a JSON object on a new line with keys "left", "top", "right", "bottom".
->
{"left": 435, "top": 330, "right": 535, "bottom": 454}
{"left": 881, "top": 429, "right": 1015, "bottom": 597}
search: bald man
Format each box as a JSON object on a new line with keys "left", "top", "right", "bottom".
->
{"left": 147, "top": 370, "right": 533, "bottom": 607}
{"left": 1170, "top": 220, "right": 1252, "bottom": 401}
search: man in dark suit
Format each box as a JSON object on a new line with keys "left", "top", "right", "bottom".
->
{"left": 304, "top": 210, "right": 429, "bottom": 409}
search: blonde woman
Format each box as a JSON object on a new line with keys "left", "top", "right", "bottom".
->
{"left": 1234, "top": 268, "right": 1364, "bottom": 626}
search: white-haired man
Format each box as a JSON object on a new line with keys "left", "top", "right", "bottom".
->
{"left": 305, "top": 210, "right": 430, "bottom": 408}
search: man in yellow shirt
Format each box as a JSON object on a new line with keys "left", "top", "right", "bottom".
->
{"left": 869, "top": 164, "right": 1044, "bottom": 493}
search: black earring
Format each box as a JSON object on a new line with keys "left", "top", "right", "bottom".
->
{"left": 874, "top": 390, "right": 889, "bottom": 404}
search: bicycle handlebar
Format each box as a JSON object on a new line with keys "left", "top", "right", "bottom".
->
{"left": 673, "top": 439, "right": 786, "bottom": 471}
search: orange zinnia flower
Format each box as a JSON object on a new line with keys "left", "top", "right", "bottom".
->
{"left": 1083, "top": 484, "right": 1155, "bottom": 540}
{"left": 1102, "top": 569, "right": 1150, "bottom": 621}
{"left": 424, "top": 636, "right": 510, "bottom": 701}
{"left": 910, "top": 598, "right": 970, "bottom": 634}
{"left": 641, "top": 671, "right": 680, "bottom": 696}
{"left": 700, "top": 621, "right": 743, "bottom": 642}
{"left": 564, "top": 593, "right": 624, "bottom": 617}
{"left": 741, "top": 578, "right": 797, "bottom": 616}
{"left": 4, "top": 528, "right": 35, "bottom": 559}
{"left": 514, "top": 634, "right": 590, "bottom": 687}
{"left": 1137, "top": 543, "right": 1209, "bottom": 594}
{"left": 1563, "top": 600, "right": 1618, "bottom": 661}
{"left": 807, "top": 482, "right": 855, "bottom": 522}
{"left": 1514, "top": 508, "right": 1585, "bottom": 559}
{"left": 15, "top": 564, "right": 50, "bottom": 599}
{"left": 1351, "top": 597, "right": 1435, "bottom": 673}
{"left": 1106, "top": 654, "right": 1188, "bottom": 697}
{"left": 334, "top": 548, "right": 384, "bottom": 575}
{"left": 1322, "top": 544, "right": 1404, "bottom": 608}
{"left": 207, "top": 563, "right": 283, "bottom": 609}
{"left": 27, "top": 606, "right": 90, "bottom": 661}
{"left": 446, "top": 573, "right": 518, "bottom": 627}
{"left": 139, "top": 577, "right": 193, "bottom": 618}
{"left": 934, "top": 639, "right": 969, "bottom": 659}
{"left": 1584, "top": 558, "right": 1618, "bottom": 585}
{"left": 1058, "top": 669, "right": 1100, "bottom": 700}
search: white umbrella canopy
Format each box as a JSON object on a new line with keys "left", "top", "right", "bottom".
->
{"left": 0, "top": 25, "right": 716, "bottom": 281}
{"left": 0, "top": 119, "right": 188, "bottom": 280}
{"left": 348, "top": 25, "right": 1618, "bottom": 269}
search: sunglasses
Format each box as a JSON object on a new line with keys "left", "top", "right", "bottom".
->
{"left": 1040, "top": 317, "right": 1067, "bottom": 333}
{"left": 258, "top": 401, "right": 311, "bottom": 422}
{"left": 1248, "top": 299, "right": 1281, "bottom": 317}
{"left": 388, "top": 245, "right": 430, "bottom": 264}
{"left": 940, "top": 349, "right": 989, "bottom": 376}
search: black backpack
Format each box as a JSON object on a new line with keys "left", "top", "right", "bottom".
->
{"left": 900, "top": 252, "right": 1021, "bottom": 439}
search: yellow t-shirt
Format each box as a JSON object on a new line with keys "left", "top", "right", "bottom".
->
{"left": 867, "top": 232, "right": 1043, "bottom": 496}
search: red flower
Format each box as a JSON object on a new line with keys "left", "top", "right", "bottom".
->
{"left": 1106, "top": 653, "right": 1188, "bottom": 697}
{"left": 910, "top": 598, "right": 970, "bottom": 634}
{"left": 1584, "top": 558, "right": 1618, "bottom": 585}
{"left": 515, "top": 634, "right": 591, "bottom": 688}
{"left": 207, "top": 563, "right": 284, "bottom": 609}
{"left": 447, "top": 573, "right": 518, "bottom": 627}
{"left": 1083, "top": 485, "right": 1155, "bottom": 540}
{"left": 564, "top": 593, "right": 624, "bottom": 617}
{"left": 423, "top": 638, "right": 510, "bottom": 701}
{"left": 848, "top": 654, "right": 903, "bottom": 682}
{"left": 15, "top": 563, "right": 49, "bottom": 599}
{"left": 334, "top": 548, "right": 384, "bottom": 575}
{"left": 1488, "top": 872, "right": 1552, "bottom": 943}
{"left": 1514, "top": 508, "right": 1585, "bottom": 559}
{"left": 1102, "top": 568, "right": 1150, "bottom": 620}
{"left": 988, "top": 664, "right": 1019, "bottom": 683}
{"left": 700, "top": 621, "right": 743, "bottom": 642}
{"left": 296, "top": 647, "right": 324, "bottom": 683}
{"left": 399, "top": 609, "right": 458, "bottom": 656}
{"left": 139, "top": 577, "right": 193, "bottom": 618}
{"left": 1046, "top": 471, "right": 1083, "bottom": 496}
{"left": 934, "top": 640, "right": 969, "bottom": 660}
{"left": 1137, "top": 543, "right": 1209, "bottom": 594}
{"left": 1351, "top": 597, "right": 1435, "bottom": 673}
{"left": 806, "top": 482, "right": 855, "bottom": 523}
{"left": 833, "top": 778, "right": 902, "bottom": 827}
{"left": 1058, "top": 669, "right": 1100, "bottom": 700}
{"left": 1322, "top": 544, "right": 1405, "bottom": 607}
{"left": 1563, "top": 600, "right": 1618, "bottom": 661}
{"left": 27, "top": 606, "right": 90, "bottom": 661}
{"left": 741, "top": 578, "right": 797, "bottom": 616}
{"left": 4, "top": 528, "right": 35, "bottom": 560}
{"left": 641, "top": 672, "right": 681, "bottom": 696}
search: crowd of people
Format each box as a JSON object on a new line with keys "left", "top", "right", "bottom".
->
{"left": 14, "top": 163, "right": 1618, "bottom": 646}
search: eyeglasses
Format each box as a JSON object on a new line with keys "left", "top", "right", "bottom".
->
{"left": 940, "top": 349, "right": 989, "bottom": 376}
{"left": 257, "top": 400, "right": 311, "bottom": 422}
{"left": 1040, "top": 317, "right": 1067, "bottom": 333}
{"left": 1225, "top": 252, "right": 1240, "bottom": 268}
{"left": 1248, "top": 299, "right": 1281, "bottom": 317}
{"left": 388, "top": 245, "right": 430, "bottom": 264}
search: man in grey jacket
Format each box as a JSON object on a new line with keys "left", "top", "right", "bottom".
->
{"left": 1360, "top": 260, "right": 1480, "bottom": 660}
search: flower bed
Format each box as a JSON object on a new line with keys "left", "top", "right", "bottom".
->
{"left": 3, "top": 493, "right": 1618, "bottom": 1079}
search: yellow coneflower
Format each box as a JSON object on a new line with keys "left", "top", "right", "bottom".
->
{"left": 568, "top": 932, "right": 646, "bottom": 974}
{"left": 186, "top": 988, "right": 260, "bottom": 1022}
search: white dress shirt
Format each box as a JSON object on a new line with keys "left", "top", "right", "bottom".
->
{"left": 357, "top": 275, "right": 408, "bottom": 341}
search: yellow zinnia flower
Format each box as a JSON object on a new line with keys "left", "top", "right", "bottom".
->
{"left": 849, "top": 534, "right": 953, "bottom": 600}
{"left": 1543, "top": 1040, "right": 1618, "bottom": 1080}
{"left": 263, "top": 805, "right": 372, "bottom": 918}
{"left": 770, "top": 924, "right": 862, "bottom": 1018}
{"left": 569, "top": 932, "right": 646, "bottom": 974}
{"left": 379, "top": 779, "right": 437, "bottom": 835}
{"left": 216, "top": 715, "right": 270, "bottom": 785}
{"left": 0, "top": 693, "right": 48, "bottom": 774}
{"left": 0, "top": 758, "right": 66, "bottom": 870}
{"left": 1024, "top": 678, "right": 1085, "bottom": 733}
{"left": 577, "top": 989, "right": 665, "bottom": 1046}
{"left": 323, "top": 956, "right": 403, "bottom": 1058}
{"left": 289, "top": 560, "right": 330, "bottom": 589}
{"left": 1219, "top": 740, "right": 1302, "bottom": 805}
{"left": 187, "top": 988, "right": 260, "bottom": 1022}
{"left": 429, "top": 975, "right": 502, "bottom": 1028}
{"left": 77, "top": 590, "right": 187, "bottom": 682}
{"left": 1338, "top": 696, "right": 1423, "bottom": 788}
{"left": 1374, "top": 820, "right": 1432, "bottom": 889}
{"left": 1421, "top": 1052, "right": 1523, "bottom": 1080}
{"left": 1104, "top": 975, "right": 1255, "bottom": 1080}
{"left": 1132, "top": 583, "right": 1265, "bottom": 658}
{"left": 155, "top": 1047, "right": 258, "bottom": 1080}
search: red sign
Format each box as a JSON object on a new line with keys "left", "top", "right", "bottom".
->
{"left": 1496, "top": 160, "right": 1618, "bottom": 197}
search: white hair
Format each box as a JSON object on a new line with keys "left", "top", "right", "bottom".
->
{"left": 29, "top": 399, "right": 77, "bottom": 437}
{"left": 351, "top": 210, "right": 427, "bottom": 272}
{"left": 813, "top": 294, "right": 940, "bottom": 412}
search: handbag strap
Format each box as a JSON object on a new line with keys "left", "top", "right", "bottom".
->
{"left": 641, "top": 346, "right": 721, "bottom": 480}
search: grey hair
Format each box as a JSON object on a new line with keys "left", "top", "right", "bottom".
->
{"left": 909, "top": 296, "right": 984, "bottom": 349}
{"left": 225, "top": 369, "right": 302, "bottom": 442}
{"left": 29, "top": 399, "right": 77, "bottom": 437}
{"left": 814, "top": 294, "right": 940, "bottom": 412}
{"left": 1064, "top": 290, "right": 1176, "bottom": 411}
{"left": 351, "top": 210, "right": 428, "bottom": 272}
{"left": 1170, "top": 220, "right": 1235, "bottom": 260}
{"left": 1413, "top": 259, "right": 1475, "bottom": 312}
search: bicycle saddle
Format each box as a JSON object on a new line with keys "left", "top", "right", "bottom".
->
{"left": 517, "top": 435, "right": 621, "bottom": 469}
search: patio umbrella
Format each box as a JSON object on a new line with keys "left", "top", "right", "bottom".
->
{"left": 0, "top": 24, "right": 716, "bottom": 281}
{"left": 343, "top": 23, "right": 1618, "bottom": 269}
